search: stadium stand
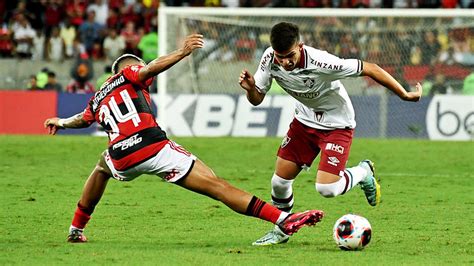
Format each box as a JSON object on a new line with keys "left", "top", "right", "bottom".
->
{"left": 0, "top": 0, "right": 472, "bottom": 91}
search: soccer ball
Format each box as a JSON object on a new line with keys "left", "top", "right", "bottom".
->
{"left": 333, "top": 214, "right": 372, "bottom": 251}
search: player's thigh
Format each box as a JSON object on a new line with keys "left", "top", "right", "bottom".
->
{"left": 176, "top": 159, "right": 227, "bottom": 198}
{"left": 275, "top": 156, "right": 301, "bottom": 180}
{"left": 98, "top": 150, "right": 112, "bottom": 176}
{"left": 277, "top": 119, "right": 320, "bottom": 175}
{"left": 316, "top": 128, "right": 353, "bottom": 184}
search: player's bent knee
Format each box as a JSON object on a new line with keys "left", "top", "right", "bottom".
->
{"left": 315, "top": 182, "right": 337, "bottom": 198}
{"left": 94, "top": 165, "right": 112, "bottom": 178}
{"left": 96, "top": 152, "right": 112, "bottom": 177}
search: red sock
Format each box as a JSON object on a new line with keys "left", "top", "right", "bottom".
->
{"left": 245, "top": 196, "right": 282, "bottom": 224}
{"left": 71, "top": 203, "right": 92, "bottom": 229}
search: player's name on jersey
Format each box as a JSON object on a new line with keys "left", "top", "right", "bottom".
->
{"left": 93, "top": 76, "right": 126, "bottom": 110}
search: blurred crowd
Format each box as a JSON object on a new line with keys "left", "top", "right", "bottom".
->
{"left": 174, "top": 0, "right": 474, "bottom": 7}
{"left": 294, "top": 16, "right": 474, "bottom": 95}
{"left": 0, "top": 0, "right": 160, "bottom": 92}
{"left": 193, "top": 15, "right": 474, "bottom": 95}
{"left": 0, "top": 0, "right": 471, "bottom": 61}
{"left": 0, "top": 0, "right": 472, "bottom": 95}
{"left": 0, "top": 0, "right": 159, "bottom": 62}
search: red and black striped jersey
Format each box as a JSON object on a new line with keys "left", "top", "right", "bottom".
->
{"left": 83, "top": 65, "right": 168, "bottom": 171}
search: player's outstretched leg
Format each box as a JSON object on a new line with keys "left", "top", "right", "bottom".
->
{"left": 358, "top": 160, "right": 381, "bottom": 206}
{"left": 176, "top": 159, "right": 324, "bottom": 245}
{"left": 68, "top": 153, "right": 112, "bottom": 243}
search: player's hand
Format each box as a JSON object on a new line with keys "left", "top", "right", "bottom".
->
{"left": 44, "top": 117, "right": 64, "bottom": 135}
{"left": 239, "top": 69, "right": 256, "bottom": 92}
{"left": 180, "top": 34, "right": 204, "bottom": 56}
{"left": 404, "top": 82, "right": 422, "bottom": 102}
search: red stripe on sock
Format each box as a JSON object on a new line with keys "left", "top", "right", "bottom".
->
{"left": 271, "top": 194, "right": 293, "bottom": 204}
{"left": 246, "top": 196, "right": 282, "bottom": 224}
{"left": 258, "top": 203, "right": 282, "bottom": 224}
{"left": 254, "top": 199, "right": 265, "bottom": 215}
{"left": 71, "top": 206, "right": 91, "bottom": 229}
{"left": 341, "top": 171, "right": 350, "bottom": 195}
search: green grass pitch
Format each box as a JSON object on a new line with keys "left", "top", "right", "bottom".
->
{"left": 1, "top": 135, "right": 473, "bottom": 265}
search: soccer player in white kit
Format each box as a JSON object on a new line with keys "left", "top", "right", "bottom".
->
{"left": 239, "top": 22, "right": 422, "bottom": 245}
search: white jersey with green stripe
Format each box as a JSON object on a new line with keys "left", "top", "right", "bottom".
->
{"left": 254, "top": 45, "right": 363, "bottom": 130}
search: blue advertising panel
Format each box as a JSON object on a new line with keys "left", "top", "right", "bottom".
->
{"left": 386, "top": 96, "right": 431, "bottom": 138}
{"left": 54, "top": 92, "right": 472, "bottom": 141}
{"left": 352, "top": 95, "right": 380, "bottom": 138}
{"left": 57, "top": 93, "right": 97, "bottom": 135}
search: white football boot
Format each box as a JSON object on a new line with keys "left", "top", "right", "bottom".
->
{"left": 252, "top": 225, "right": 290, "bottom": 246}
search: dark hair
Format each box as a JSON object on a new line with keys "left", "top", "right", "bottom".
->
{"left": 48, "top": 71, "right": 56, "bottom": 78}
{"left": 111, "top": 54, "right": 145, "bottom": 74}
{"left": 270, "top": 22, "right": 300, "bottom": 52}
{"left": 104, "top": 65, "right": 112, "bottom": 73}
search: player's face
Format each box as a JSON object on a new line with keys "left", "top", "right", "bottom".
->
{"left": 273, "top": 42, "right": 303, "bottom": 71}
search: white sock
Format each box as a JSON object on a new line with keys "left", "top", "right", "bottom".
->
{"left": 315, "top": 166, "right": 368, "bottom": 197}
{"left": 271, "top": 174, "right": 294, "bottom": 212}
{"left": 315, "top": 181, "right": 346, "bottom": 197}
{"left": 275, "top": 212, "right": 290, "bottom": 235}
{"left": 345, "top": 165, "right": 368, "bottom": 187}
{"left": 276, "top": 211, "right": 290, "bottom": 224}
{"left": 69, "top": 225, "right": 83, "bottom": 234}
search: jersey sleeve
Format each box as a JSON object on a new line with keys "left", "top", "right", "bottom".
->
{"left": 82, "top": 97, "right": 96, "bottom": 124}
{"left": 253, "top": 47, "right": 274, "bottom": 94}
{"left": 122, "top": 65, "right": 154, "bottom": 88}
{"left": 316, "top": 51, "right": 363, "bottom": 81}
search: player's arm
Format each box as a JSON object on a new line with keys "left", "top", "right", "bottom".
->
{"left": 362, "top": 62, "right": 422, "bottom": 102}
{"left": 137, "top": 34, "right": 204, "bottom": 83}
{"left": 44, "top": 112, "right": 90, "bottom": 135}
{"left": 239, "top": 69, "right": 265, "bottom": 106}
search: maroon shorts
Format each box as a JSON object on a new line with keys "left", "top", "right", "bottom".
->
{"left": 277, "top": 118, "right": 354, "bottom": 175}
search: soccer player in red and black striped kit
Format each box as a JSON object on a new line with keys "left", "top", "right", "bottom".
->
{"left": 44, "top": 34, "right": 324, "bottom": 243}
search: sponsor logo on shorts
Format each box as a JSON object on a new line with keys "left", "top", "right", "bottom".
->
{"left": 281, "top": 136, "right": 291, "bottom": 148}
{"left": 328, "top": 156, "right": 340, "bottom": 166}
{"left": 325, "top": 143, "right": 344, "bottom": 154}
{"left": 164, "top": 169, "right": 180, "bottom": 181}
{"left": 112, "top": 134, "right": 143, "bottom": 151}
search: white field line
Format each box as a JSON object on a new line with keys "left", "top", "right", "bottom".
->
{"left": 379, "top": 172, "right": 474, "bottom": 178}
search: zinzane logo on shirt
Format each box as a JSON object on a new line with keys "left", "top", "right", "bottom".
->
{"left": 325, "top": 143, "right": 344, "bottom": 154}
